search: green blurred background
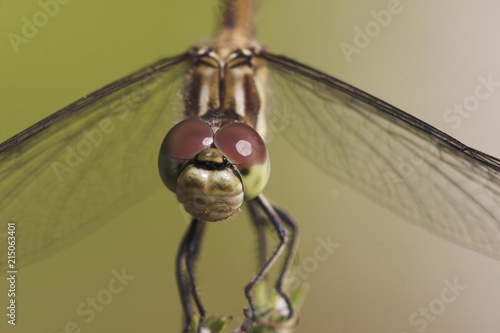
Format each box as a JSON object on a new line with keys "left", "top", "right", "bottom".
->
{"left": 2, "top": 0, "right": 500, "bottom": 332}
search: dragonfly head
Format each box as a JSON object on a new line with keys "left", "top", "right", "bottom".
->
{"left": 158, "top": 118, "right": 270, "bottom": 221}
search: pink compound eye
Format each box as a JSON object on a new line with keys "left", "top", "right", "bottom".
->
{"left": 214, "top": 122, "right": 267, "bottom": 168}
{"left": 161, "top": 119, "right": 214, "bottom": 160}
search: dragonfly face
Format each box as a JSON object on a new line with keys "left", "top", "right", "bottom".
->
{"left": 158, "top": 46, "right": 271, "bottom": 221}
{"left": 158, "top": 118, "right": 270, "bottom": 221}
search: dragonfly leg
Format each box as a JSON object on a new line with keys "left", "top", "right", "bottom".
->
{"left": 176, "top": 218, "right": 207, "bottom": 333}
{"left": 272, "top": 205, "right": 298, "bottom": 320}
{"left": 248, "top": 201, "right": 298, "bottom": 313}
{"left": 247, "top": 200, "right": 268, "bottom": 268}
{"left": 243, "top": 195, "right": 296, "bottom": 329}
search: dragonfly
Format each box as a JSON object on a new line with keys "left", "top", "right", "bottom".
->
{"left": 2, "top": 0, "right": 500, "bottom": 332}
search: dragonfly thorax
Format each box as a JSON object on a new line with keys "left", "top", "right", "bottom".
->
{"left": 184, "top": 45, "right": 269, "bottom": 140}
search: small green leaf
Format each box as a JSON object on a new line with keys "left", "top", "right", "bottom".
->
{"left": 187, "top": 281, "right": 307, "bottom": 333}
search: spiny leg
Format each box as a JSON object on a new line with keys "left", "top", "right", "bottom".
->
{"left": 177, "top": 218, "right": 207, "bottom": 333}
{"left": 273, "top": 205, "right": 298, "bottom": 319}
{"left": 243, "top": 194, "right": 295, "bottom": 329}
{"left": 247, "top": 200, "right": 268, "bottom": 268}
{"left": 176, "top": 220, "right": 195, "bottom": 332}
{"left": 248, "top": 200, "right": 298, "bottom": 321}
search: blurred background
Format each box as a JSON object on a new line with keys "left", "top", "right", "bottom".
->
{"left": 1, "top": 0, "right": 500, "bottom": 332}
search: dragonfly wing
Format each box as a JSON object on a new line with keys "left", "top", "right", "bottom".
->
{"left": 0, "top": 54, "right": 190, "bottom": 269}
{"left": 261, "top": 52, "right": 500, "bottom": 260}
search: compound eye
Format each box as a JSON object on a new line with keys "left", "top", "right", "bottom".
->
{"left": 214, "top": 122, "right": 267, "bottom": 168}
{"left": 161, "top": 119, "right": 214, "bottom": 161}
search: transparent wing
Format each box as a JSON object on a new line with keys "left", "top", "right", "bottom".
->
{"left": 0, "top": 54, "right": 189, "bottom": 269}
{"left": 262, "top": 52, "right": 500, "bottom": 260}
